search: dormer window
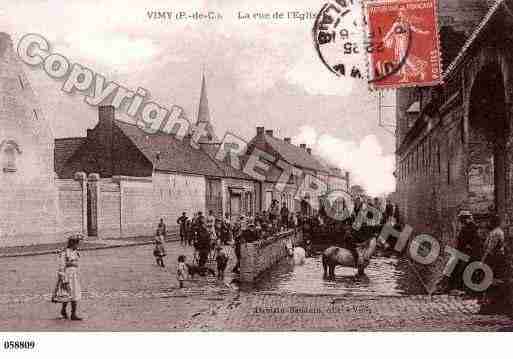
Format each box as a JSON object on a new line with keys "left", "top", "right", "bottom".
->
{"left": 1, "top": 140, "right": 22, "bottom": 173}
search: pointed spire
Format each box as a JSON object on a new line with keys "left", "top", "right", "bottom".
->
{"left": 196, "top": 71, "right": 219, "bottom": 143}
{"left": 197, "top": 73, "right": 211, "bottom": 125}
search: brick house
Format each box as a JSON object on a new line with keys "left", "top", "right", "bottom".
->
{"left": 195, "top": 74, "right": 261, "bottom": 221}
{"left": 201, "top": 143, "right": 260, "bottom": 220}
{"left": 55, "top": 105, "right": 225, "bottom": 238}
{"left": 54, "top": 73, "right": 264, "bottom": 238}
{"left": 394, "top": 1, "right": 507, "bottom": 239}
{"left": 393, "top": 1, "right": 513, "bottom": 294}
{"left": 247, "top": 127, "right": 331, "bottom": 214}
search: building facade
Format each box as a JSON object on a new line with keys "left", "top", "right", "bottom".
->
{"left": 55, "top": 105, "right": 225, "bottom": 238}
{"left": 395, "top": 1, "right": 513, "bottom": 296}
{"left": 0, "top": 32, "right": 62, "bottom": 246}
{"left": 247, "top": 127, "right": 332, "bottom": 214}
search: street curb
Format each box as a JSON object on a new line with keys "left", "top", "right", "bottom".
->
{"left": 0, "top": 238, "right": 180, "bottom": 259}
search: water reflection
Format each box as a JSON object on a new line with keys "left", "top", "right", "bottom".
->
{"left": 247, "top": 247, "right": 425, "bottom": 297}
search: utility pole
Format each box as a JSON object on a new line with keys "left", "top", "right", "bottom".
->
{"left": 377, "top": 91, "right": 396, "bottom": 135}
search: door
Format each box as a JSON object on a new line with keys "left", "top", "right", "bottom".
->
{"left": 230, "top": 194, "right": 242, "bottom": 220}
{"left": 87, "top": 181, "right": 98, "bottom": 236}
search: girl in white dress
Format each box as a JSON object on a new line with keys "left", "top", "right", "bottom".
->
{"left": 177, "top": 255, "right": 187, "bottom": 288}
{"left": 53, "top": 234, "right": 84, "bottom": 320}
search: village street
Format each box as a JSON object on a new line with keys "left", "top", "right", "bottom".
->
{"left": 0, "top": 243, "right": 237, "bottom": 331}
{"left": 2, "top": 242, "right": 513, "bottom": 331}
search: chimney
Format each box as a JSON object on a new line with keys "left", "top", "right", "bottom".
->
{"left": 99, "top": 105, "right": 115, "bottom": 124}
{"left": 98, "top": 105, "right": 115, "bottom": 176}
{"left": 306, "top": 148, "right": 312, "bottom": 155}
{"left": 300, "top": 143, "right": 306, "bottom": 150}
{"left": 284, "top": 137, "right": 291, "bottom": 144}
{"left": 265, "top": 129, "right": 273, "bottom": 137}
{"left": 256, "top": 126, "right": 265, "bottom": 136}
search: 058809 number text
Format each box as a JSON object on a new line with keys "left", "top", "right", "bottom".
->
{"left": 3, "top": 340, "right": 36, "bottom": 350}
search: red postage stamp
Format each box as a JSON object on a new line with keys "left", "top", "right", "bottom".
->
{"left": 364, "top": 0, "right": 442, "bottom": 90}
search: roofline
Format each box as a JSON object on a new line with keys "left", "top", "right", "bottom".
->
{"left": 153, "top": 168, "right": 222, "bottom": 178}
{"left": 223, "top": 175, "right": 260, "bottom": 182}
{"left": 200, "top": 145, "right": 260, "bottom": 182}
{"left": 443, "top": 0, "right": 505, "bottom": 80}
{"left": 113, "top": 120, "right": 224, "bottom": 178}
{"left": 55, "top": 136, "right": 86, "bottom": 141}
{"left": 259, "top": 134, "right": 331, "bottom": 173}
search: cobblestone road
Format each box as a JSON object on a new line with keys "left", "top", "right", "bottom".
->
{"left": 186, "top": 293, "right": 513, "bottom": 331}
{"left": 2, "top": 242, "right": 513, "bottom": 331}
{"left": 0, "top": 242, "right": 238, "bottom": 330}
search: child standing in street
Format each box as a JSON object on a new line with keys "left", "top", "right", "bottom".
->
{"left": 153, "top": 236, "right": 166, "bottom": 267}
{"left": 215, "top": 245, "right": 229, "bottom": 280}
{"left": 177, "top": 255, "right": 187, "bottom": 288}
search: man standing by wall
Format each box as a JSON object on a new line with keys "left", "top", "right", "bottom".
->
{"left": 177, "top": 212, "right": 188, "bottom": 245}
{"left": 156, "top": 218, "right": 167, "bottom": 240}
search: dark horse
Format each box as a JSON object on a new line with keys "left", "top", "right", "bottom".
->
{"left": 321, "top": 237, "right": 378, "bottom": 278}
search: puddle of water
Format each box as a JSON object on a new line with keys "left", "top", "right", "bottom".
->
{"left": 246, "top": 249, "right": 425, "bottom": 297}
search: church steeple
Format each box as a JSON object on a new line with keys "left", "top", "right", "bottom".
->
{"left": 196, "top": 72, "right": 219, "bottom": 143}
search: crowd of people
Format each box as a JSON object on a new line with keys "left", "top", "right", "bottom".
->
{"left": 150, "top": 202, "right": 307, "bottom": 286}
{"left": 50, "top": 194, "right": 508, "bottom": 319}
{"left": 450, "top": 210, "right": 507, "bottom": 314}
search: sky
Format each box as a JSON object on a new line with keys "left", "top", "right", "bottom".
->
{"left": 2, "top": 0, "right": 397, "bottom": 196}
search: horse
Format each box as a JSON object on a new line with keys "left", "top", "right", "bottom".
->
{"left": 321, "top": 237, "right": 378, "bottom": 279}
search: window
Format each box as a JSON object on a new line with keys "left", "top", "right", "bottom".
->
{"left": 245, "top": 192, "right": 253, "bottom": 216}
{"left": 424, "top": 141, "right": 428, "bottom": 174}
{"left": 420, "top": 143, "right": 426, "bottom": 173}
{"left": 413, "top": 147, "right": 419, "bottom": 174}
{"left": 427, "top": 139, "right": 431, "bottom": 172}
{"left": 447, "top": 159, "right": 451, "bottom": 184}
{"left": 437, "top": 145, "right": 441, "bottom": 174}
{"left": 1, "top": 140, "right": 21, "bottom": 173}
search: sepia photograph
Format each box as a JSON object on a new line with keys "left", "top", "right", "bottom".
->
{"left": 1, "top": 0, "right": 513, "bottom": 355}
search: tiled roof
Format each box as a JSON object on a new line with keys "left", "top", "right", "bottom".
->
{"left": 200, "top": 143, "right": 256, "bottom": 180}
{"left": 264, "top": 135, "right": 330, "bottom": 173}
{"left": 54, "top": 137, "right": 86, "bottom": 176}
{"left": 115, "top": 120, "right": 223, "bottom": 177}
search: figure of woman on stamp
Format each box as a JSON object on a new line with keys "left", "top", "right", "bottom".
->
{"left": 383, "top": 9, "right": 430, "bottom": 82}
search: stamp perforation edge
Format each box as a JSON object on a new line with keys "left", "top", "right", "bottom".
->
{"left": 361, "top": 0, "right": 444, "bottom": 92}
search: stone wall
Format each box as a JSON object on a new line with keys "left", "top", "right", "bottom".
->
{"left": 394, "top": 10, "right": 513, "bottom": 294}
{"left": 56, "top": 174, "right": 87, "bottom": 236}
{"left": 88, "top": 172, "right": 207, "bottom": 239}
{"left": 0, "top": 32, "right": 60, "bottom": 247}
{"left": 120, "top": 177, "right": 154, "bottom": 237}
{"left": 98, "top": 179, "right": 122, "bottom": 238}
{"left": 151, "top": 172, "right": 206, "bottom": 233}
{"left": 240, "top": 230, "right": 302, "bottom": 282}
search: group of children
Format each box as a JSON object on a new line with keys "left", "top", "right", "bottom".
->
{"left": 176, "top": 247, "right": 229, "bottom": 288}
{"left": 151, "top": 205, "right": 301, "bottom": 288}
{"left": 152, "top": 216, "right": 231, "bottom": 289}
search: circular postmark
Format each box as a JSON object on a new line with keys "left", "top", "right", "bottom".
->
{"left": 312, "top": 0, "right": 413, "bottom": 85}
{"left": 312, "top": 0, "right": 365, "bottom": 79}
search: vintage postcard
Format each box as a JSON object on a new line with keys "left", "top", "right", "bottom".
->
{"left": 2, "top": 0, "right": 513, "bottom": 349}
